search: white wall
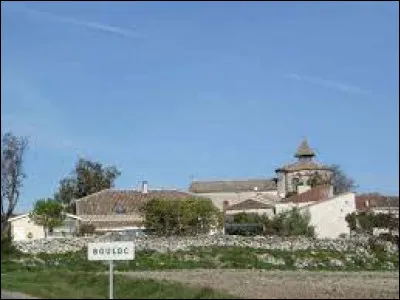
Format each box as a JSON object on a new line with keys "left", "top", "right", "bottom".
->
{"left": 273, "top": 193, "right": 356, "bottom": 239}
{"left": 11, "top": 216, "right": 45, "bottom": 241}
{"left": 305, "top": 193, "right": 356, "bottom": 239}
{"left": 195, "top": 191, "right": 279, "bottom": 210}
{"left": 275, "top": 202, "right": 314, "bottom": 214}
{"left": 10, "top": 215, "right": 80, "bottom": 241}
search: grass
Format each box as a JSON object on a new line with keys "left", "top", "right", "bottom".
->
{"left": 1, "top": 270, "right": 237, "bottom": 299}
{"left": 2, "top": 246, "right": 398, "bottom": 273}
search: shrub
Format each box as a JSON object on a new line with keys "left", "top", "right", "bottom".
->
{"left": 226, "top": 208, "right": 315, "bottom": 237}
{"left": 378, "top": 233, "right": 399, "bottom": 244}
{"left": 78, "top": 223, "right": 96, "bottom": 236}
{"left": 140, "top": 197, "right": 222, "bottom": 237}
{"left": 1, "top": 234, "right": 22, "bottom": 258}
{"left": 345, "top": 211, "right": 399, "bottom": 236}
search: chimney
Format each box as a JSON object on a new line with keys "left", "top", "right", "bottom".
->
{"left": 223, "top": 200, "right": 230, "bottom": 211}
{"left": 141, "top": 181, "right": 148, "bottom": 194}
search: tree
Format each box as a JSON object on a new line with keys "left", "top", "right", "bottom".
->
{"left": 224, "top": 208, "right": 315, "bottom": 237}
{"left": 140, "top": 197, "right": 222, "bottom": 237}
{"left": 280, "top": 208, "right": 315, "bottom": 237}
{"left": 345, "top": 212, "right": 357, "bottom": 234}
{"left": 1, "top": 132, "right": 28, "bottom": 236}
{"left": 306, "top": 165, "right": 356, "bottom": 195}
{"left": 307, "top": 172, "right": 325, "bottom": 188}
{"left": 346, "top": 211, "right": 399, "bottom": 237}
{"left": 54, "top": 158, "right": 121, "bottom": 212}
{"left": 30, "top": 198, "right": 65, "bottom": 238}
{"left": 330, "top": 164, "right": 357, "bottom": 195}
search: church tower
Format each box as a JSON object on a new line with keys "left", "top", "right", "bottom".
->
{"left": 276, "top": 139, "right": 333, "bottom": 198}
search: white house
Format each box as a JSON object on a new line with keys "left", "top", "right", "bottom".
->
{"left": 222, "top": 184, "right": 357, "bottom": 239}
{"left": 8, "top": 213, "right": 82, "bottom": 242}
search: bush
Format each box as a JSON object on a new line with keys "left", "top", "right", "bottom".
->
{"left": 78, "top": 223, "right": 96, "bottom": 236}
{"left": 140, "top": 197, "right": 222, "bottom": 237}
{"left": 1, "top": 235, "right": 22, "bottom": 258}
{"left": 225, "top": 208, "right": 315, "bottom": 237}
{"left": 225, "top": 223, "right": 264, "bottom": 236}
{"left": 345, "top": 211, "right": 399, "bottom": 236}
{"left": 378, "top": 233, "right": 399, "bottom": 244}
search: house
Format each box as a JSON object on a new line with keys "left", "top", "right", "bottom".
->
{"left": 189, "top": 139, "right": 333, "bottom": 209}
{"left": 74, "top": 181, "right": 195, "bottom": 234}
{"left": 8, "top": 213, "right": 82, "bottom": 242}
{"left": 276, "top": 186, "right": 356, "bottom": 239}
{"left": 189, "top": 179, "right": 279, "bottom": 211}
{"left": 222, "top": 184, "right": 356, "bottom": 239}
{"left": 189, "top": 139, "right": 358, "bottom": 239}
{"left": 355, "top": 193, "right": 399, "bottom": 218}
{"left": 355, "top": 193, "right": 399, "bottom": 236}
{"left": 224, "top": 198, "right": 276, "bottom": 218}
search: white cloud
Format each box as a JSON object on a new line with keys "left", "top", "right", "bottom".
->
{"left": 285, "top": 73, "right": 371, "bottom": 95}
{"left": 13, "top": 5, "right": 138, "bottom": 39}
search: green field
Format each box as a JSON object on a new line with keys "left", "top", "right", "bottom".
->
{"left": 2, "top": 246, "right": 398, "bottom": 273}
{"left": 1, "top": 270, "right": 236, "bottom": 299}
{"left": 1, "top": 243, "right": 398, "bottom": 299}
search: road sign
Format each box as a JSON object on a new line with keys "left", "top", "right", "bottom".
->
{"left": 88, "top": 241, "right": 135, "bottom": 261}
{"left": 88, "top": 241, "right": 135, "bottom": 299}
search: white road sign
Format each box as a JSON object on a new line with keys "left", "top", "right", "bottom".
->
{"left": 88, "top": 241, "right": 135, "bottom": 261}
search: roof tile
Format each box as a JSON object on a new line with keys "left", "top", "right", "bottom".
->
{"left": 284, "top": 185, "right": 332, "bottom": 203}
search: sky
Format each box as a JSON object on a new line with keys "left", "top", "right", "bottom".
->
{"left": 1, "top": 1, "right": 399, "bottom": 213}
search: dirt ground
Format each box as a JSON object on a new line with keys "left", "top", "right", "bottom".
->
{"left": 122, "top": 270, "right": 399, "bottom": 299}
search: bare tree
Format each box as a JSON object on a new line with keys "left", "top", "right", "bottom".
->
{"left": 330, "top": 164, "right": 357, "bottom": 194}
{"left": 1, "top": 132, "right": 28, "bottom": 235}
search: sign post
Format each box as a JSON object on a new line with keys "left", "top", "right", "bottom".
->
{"left": 109, "top": 260, "right": 113, "bottom": 299}
{"left": 88, "top": 241, "right": 135, "bottom": 299}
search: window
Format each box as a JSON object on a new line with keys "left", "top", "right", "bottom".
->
{"left": 292, "top": 177, "right": 300, "bottom": 187}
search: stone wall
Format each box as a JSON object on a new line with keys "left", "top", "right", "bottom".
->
{"left": 12, "top": 234, "right": 398, "bottom": 255}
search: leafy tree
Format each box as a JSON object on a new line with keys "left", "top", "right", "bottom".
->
{"left": 226, "top": 208, "right": 314, "bottom": 237}
{"left": 140, "top": 197, "right": 222, "bottom": 237}
{"left": 280, "top": 208, "right": 314, "bottom": 237}
{"left": 346, "top": 211, "right": 399, "bottom": 236}
{"left": 30, "top": 198, "right": 65, "bottom": 238}
{"left": 233, "top": 212, "right": 259, "bottom": 224}
{"left": 1, "top": 132, "right": 28, "bottom": 236}
{"left": 54, "top": 158, "right": 121, "bottom": 212}
{"left": 345, "top": 212, "right": 357, "bottom": 234}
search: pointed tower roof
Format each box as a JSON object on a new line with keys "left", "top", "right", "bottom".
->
{"left": 294, "top": 139, "right": 315, "bottom": 158}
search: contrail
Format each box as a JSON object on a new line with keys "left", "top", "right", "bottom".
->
{"left": 16, "top": 5, "right": 138, "bottom": 38}
{"left": 285, "top": 73, "right": 371, "bottom": 95}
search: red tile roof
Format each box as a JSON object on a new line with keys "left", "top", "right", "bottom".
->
{"left": 355, "top": 193, "right": 399, "bottom": 211}
{"left": 284, "top": 185, "right": 332, "bottom": 204}
{"left": 75, "top": 189, "right": 193, "bottom": 215}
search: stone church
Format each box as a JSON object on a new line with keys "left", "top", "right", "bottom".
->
{"left": 189, "top": 139, "right": 333, "bottom": 210}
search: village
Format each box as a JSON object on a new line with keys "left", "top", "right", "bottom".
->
{"left": 6, "top": 139, "right": 399, "bottom": 242}
{"left": 1, "top": 1, "right": 398, "bottom": 299}
{"left": 2, "top": 138, "right": 399, "bottom": 299}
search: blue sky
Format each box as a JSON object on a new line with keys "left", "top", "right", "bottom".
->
{"left": 1, "top": 1, "right": 399, "bottom": 213}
